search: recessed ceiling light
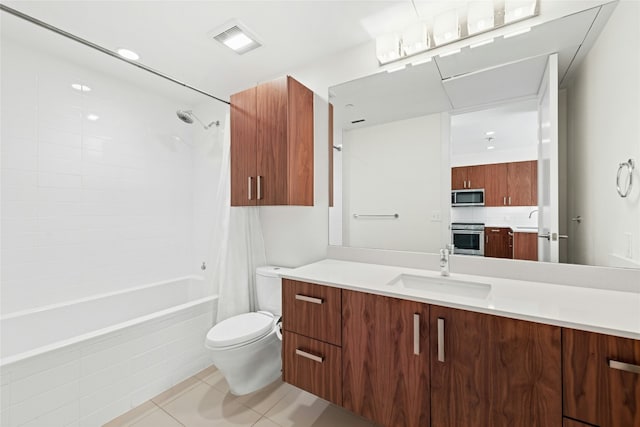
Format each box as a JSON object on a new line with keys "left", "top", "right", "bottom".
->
{"left": 487, "top": 146, "right": 495, "bottom": 150}
{"left": 71, "top": 83, "right": 91, "bottom": 92}
{"left": 86, "top": 114, "right": 99, "bottom": 121}
{"left": 485, "top": 131, "right": 495, "bottom": 136}
{"left": 117, "top": 48, "right": 140, "bottom": 61}
{"left": 212, "top": 22, "right": 262, "bottom": 55}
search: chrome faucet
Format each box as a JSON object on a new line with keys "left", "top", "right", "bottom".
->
{"left": 440, "top": 248, "right": 450, "bottom": 277}
{"left": 528, "top": 209, "right": 539, "bottom": 218}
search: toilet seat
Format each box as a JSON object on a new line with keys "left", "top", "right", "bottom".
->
{"left": 206, "top": 312, "right": 275, "bottom": 350}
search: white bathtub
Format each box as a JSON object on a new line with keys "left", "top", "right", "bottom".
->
{"left": 0, "top": 276, "right": 218, "bottom": 426}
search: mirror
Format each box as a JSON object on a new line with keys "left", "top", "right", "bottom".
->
{"left": 329, "top": 2, "right": 640, "bottom": 269}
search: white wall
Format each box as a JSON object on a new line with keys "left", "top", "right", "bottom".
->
{"left": 0, "top": 38, "right": 218, "bottom": 314}
{"left": 567, "top": 0, "right": 640, "bottom": 267}
{"left": 342, "top": 114, "right": 444, "bottom": 252}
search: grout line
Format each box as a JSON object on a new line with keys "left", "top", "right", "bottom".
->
{"left": 153, "top": 402, "right": 186, "bottom": 427}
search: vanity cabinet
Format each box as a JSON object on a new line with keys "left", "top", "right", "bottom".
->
{"left": 451, "top": 165, "right": 485, "bottom": 190}
{"left": 484, "top": 161, "right": 538, "bottom": 207}
{"left": 513, "top": 231, "right": 538, "bottom": 260}
{"left": 563, "top": 328, "right": 640, "bottom": 427}
{"left": 484, "top": 227, "right": 513, "bottom": 258}
{"left": 230, "top": 75, "right": 314, "bottom": 206}
{"left": 430, "top": 305, "right": 562, "bottom": 426}
{"left": 342, "top": 290, "right": 430, "bottom": 427}
{"left": 282, "top": 279, "right": 342, "bottom": 404}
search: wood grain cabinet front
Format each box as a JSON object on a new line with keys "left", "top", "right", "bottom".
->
{"left": 563, "top": 328, "right": 640, "bottom": 427}
{"left": 513, "top": 231, "right": 538, "bottom": 260}
{"left": 485, "top": 227, "right": 513, "bottom": 259}
{"left": 230, "top": 75, "right": 314, "bottom": 206}
{"left": 430, "top": 305, "right": 562, "bottom": 427}
{"left": 342, "top": 290, "right": 430, "bottom": 427}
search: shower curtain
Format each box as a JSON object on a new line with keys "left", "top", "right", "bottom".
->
{"left": 210, "top": 112, "right": 267, "bottom": 322}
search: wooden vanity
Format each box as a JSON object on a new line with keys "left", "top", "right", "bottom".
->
{"left": 282, "top": 277, "right": 640, "bottom": 427}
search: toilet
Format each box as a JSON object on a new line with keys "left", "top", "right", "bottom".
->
{"left": 205, "top": 266, "right": 287, "bottom": 396}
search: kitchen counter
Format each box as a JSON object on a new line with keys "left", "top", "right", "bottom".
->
{"left": 486, "top": 224, "right": 539, "bottom": 233}
{"left": 281, "top": 259, "right": 640, "bottom": 340}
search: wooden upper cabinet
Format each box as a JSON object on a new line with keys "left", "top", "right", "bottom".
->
{"left": 230, "top": 76, "right": 314, "bottom": 206}
{"left": 230, "top": 87, "right": 257, "bottom": 206}
{"left": 484, "top": 163, "right": 508, "bottom": 206}
{"left": 563, "top": 328, "right": 640, "bottom": 427}
{"left": 508, "top": 160, "right": 537, "bottom": 206}
{"left": 452, "top": 166, "right": 485, "bottom": 190}
{"left": 430, "top": 305, "right": 562, "bottom": 427}
{"left": 343, "top": 290, "right": 430, "bottom": 427}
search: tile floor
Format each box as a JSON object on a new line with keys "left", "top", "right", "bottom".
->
{"left": 104, "top": 365, "right": 377, "bottom": 426}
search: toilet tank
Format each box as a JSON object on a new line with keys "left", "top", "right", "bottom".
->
{"left": 256, "top": 266, "right": 289, "bottom": 316}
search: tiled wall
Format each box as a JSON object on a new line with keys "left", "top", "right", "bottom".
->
{"left": 450, "top": 206, "right": 538, "bottom": 228}
{"left": 1, "top": 37, "right": 207, "bottom": 314}
{"left": 0, "top": 300, "right": 216, "bottom": 427}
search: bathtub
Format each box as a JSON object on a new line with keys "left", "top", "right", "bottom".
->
{"left": 0, "top": 276, "right": 218, "bottom": 427}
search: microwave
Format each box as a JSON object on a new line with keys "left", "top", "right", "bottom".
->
{"left": 451, "top": 189, "right": 485, "bottom": 207}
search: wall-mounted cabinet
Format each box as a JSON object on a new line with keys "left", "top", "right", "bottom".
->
{"left": 230, "top": 76, "right": 314, "bottom": 206}
{"left": 451, "top": 165, "right": 485, "bottom": 190}
{"left": 484, "top": 161, "right": 538, "bottom": 207}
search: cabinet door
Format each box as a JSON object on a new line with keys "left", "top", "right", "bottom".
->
{"left": 343, "top": 290, "right": 430, "bottom": 427}
{"left": 431, "top": 306, "right": 562, "bottom": 427}
{"left": 467, "top": 165, "right": 485, "bottom": 190}
{"left": 507, "top": 161, "right": 536, "bottom": 206}
{"left": 514, "top": 232, "right": 538, "bottom": 260}
{"left": 287, "top": 76, "right": 314, "bottom": 206}
{"left": 451, "top": 167, "right": 467, "bottom": 190}
{"left": 563, "top": 328, "right": 640, "bottom": 427}
{"left": 484, "top": 163, "right": 508, "bottom": 206}
{"left": 485, "top": 227, "right": 512, "bottom": 258}
{"left": 257, "top": 76, "right": 288, "bottom": 205}
{"left": 230, "top": 87, "right": 257, "bottom": 206}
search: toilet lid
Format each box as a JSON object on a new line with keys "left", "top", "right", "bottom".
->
{"left": 206, "top": 312, "right": 274, "bottom": 348}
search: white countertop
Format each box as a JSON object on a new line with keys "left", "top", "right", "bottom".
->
{"left": 486, "top": 225, "right": 539, "bottom": 233}
{"left": 281, "top": 259, "right": 640, "bottom": 340}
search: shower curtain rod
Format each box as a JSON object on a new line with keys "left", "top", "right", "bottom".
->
{"left": 0, "top": 4, "right": 231, "bottom": 106}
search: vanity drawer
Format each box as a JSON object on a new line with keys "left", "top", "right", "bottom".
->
{"left": 282, "top": 279, "right": 341, "bottom": 346}
{"left": 563, "top": 328, "right": 640, "bottom": 427}
{"left": 282, "top": 331, "right": 342, "bottom": 405}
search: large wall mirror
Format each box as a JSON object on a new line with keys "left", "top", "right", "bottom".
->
{"left": 329, "top": 1, "right": 640, "bottom": 269}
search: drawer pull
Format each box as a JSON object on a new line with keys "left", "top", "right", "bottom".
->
{"left": 296, "top": 349, "right": 324, "bottom": 363}
{"left": 295, "top": 294, "right": 324, "bottom": 304}
{"left": 437, "top": 318, "right": 445, "bottom": 362}
{"left": 609, "top": 360, "right": 640, "bottom": 374}
{"left": 413, "top": 313, "right": 420, "bottom": 355}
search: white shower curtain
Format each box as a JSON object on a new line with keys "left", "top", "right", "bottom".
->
{"left": 209, "top": 112, "right": 267, "bottom": 322}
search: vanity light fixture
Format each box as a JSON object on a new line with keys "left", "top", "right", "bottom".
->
{"left": 116, "top": 48, "right": 139, "bottom": 61}
{"left": 433, "top": 9, "right": 460, "bottom": 46}
{"left": 503, "top": 27, "right": 531, "bottom": 39}
{"left": 71, "top": 83, "right": 91, "bottom": 92}
{"left": 504, "top": 0, "right": 537, "bottom": 24}
{"left": 467, "top": 1, "right": 495, "bottom": 36}
{"left": 402, "top": 22, "right": 429, "bottom": 56}
{"left": 212, "top": 21, "right": 262, "bottom": 54}
{"left": 376, "top": 33, "right": 401, "bottom": 64}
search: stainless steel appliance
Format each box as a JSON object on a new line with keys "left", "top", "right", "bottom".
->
{"left": 451, "top": 189, "right": 485, "bottom": 207}
{"left": 451, "top": 223, "right": 485, "bottom": 256}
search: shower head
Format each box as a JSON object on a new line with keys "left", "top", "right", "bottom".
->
{"left": 176, "top": 109, "right": 219, "bottom": 129}
{"left": 176, "top": 109, "right": 195, "bottom": 124}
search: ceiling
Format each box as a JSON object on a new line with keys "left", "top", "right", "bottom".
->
{"left": 0, "top": 1, "right": 413, "bottom": 103}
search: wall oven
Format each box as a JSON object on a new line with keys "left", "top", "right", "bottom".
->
{"left": 451, "top": 189, "right": 485, "bottom": 207}
{"left": 451, "top": 223, "right": 485, "bottom": 256}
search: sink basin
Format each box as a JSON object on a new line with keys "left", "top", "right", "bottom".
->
{"left": 387, "top": 274, "right": 492, "bottom": 299}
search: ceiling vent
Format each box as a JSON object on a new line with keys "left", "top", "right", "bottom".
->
{"left": 212, "top": 21, "right": 262, "bottom": 55}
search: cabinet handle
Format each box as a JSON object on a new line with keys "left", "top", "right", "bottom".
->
{"left": 437, "top": 318, "right": 445, "bottom": 362}
{"left": 609, "top": 360, "right": 640, "bottom": 374}
{"left": 247, "top": 176, "right": 253, "bottom": 200}
{"left": 257, "top": 175, "right": 262, "bottom": 200}
{"left": 468, "top": 179, "right": 471, "bottom": 188}
{"left": 503, "top": 197, "right": 507, "bottom": 205}
{"left": 295, "top": 294, "right": 324, "bottom": 304}
{"left": 296, "top": 349, "right": 324, "bottom": 363}
{"left": 491, "top": 229, "right": 501, "bottom": 233}
{"left": 508, "top": 196, "right": 512, "bottom": 205}
{"left": 486, "top": 235, "right": 488, "bottom": 243}
{"left": 413, "top": 313, "right": 420, "bottom": 355}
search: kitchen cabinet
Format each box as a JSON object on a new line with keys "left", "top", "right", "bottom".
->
{"left": 230, "top": 75, "right": 314, "bottom": 206}
{"left": 451, "top": 165, "right": 485, "bottom": 190}
{"left": 484, "top": 161, "right": 537, "bottom": 206}
{"left": 513, "top": 232, "right": 538, "bottom": 260}
{"left": 342, "top": 290, "right": 430, "bottom": 427}
{"left": 282, "top": 279, "right": 342, "bottom": 404}
{"left": 563, "top": 328, "right": 640, "bottom": 427}
{"left": 430, "top": 305, "right": 562, "bottom": 427}
{"left": 485, "top": 227, "right": 513, "bottom": 258}
{"left": 563, "top": 419, "right": 594, "bottom": 427}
